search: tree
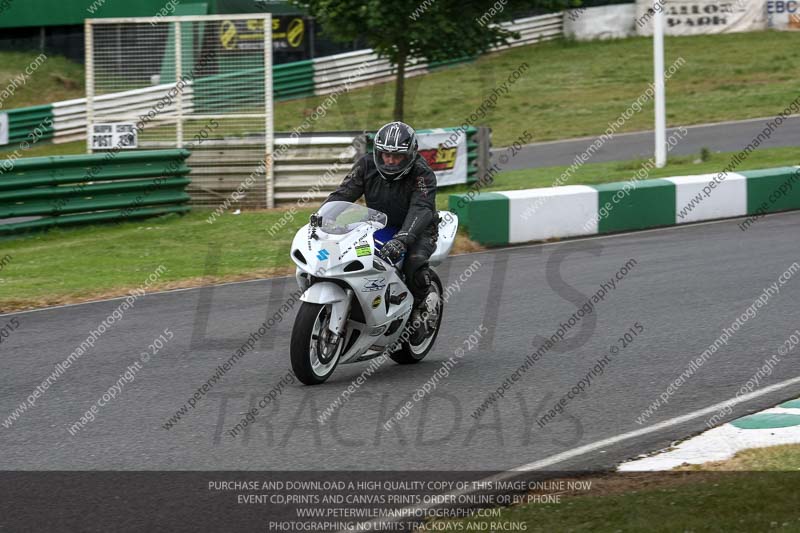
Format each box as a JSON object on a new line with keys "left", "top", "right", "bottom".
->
{"left": 293, "top": 0, "right": 568, "bottom": 121}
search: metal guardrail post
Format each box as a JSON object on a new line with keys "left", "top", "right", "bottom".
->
{"left": 475, "top": 126, "right": 492, "bottom": 184}
{"left": 353, "top": 133, "right": 369, "bottom": 158}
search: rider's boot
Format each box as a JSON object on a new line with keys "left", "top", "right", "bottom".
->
{"left": 409, "top": 268, "right": 438, "bottom": 344}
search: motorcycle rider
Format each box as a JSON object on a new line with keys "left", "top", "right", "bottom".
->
{"left": 319, "top": 121, "right": 438, "bottom": 332}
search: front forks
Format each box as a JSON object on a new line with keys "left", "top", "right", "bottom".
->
{"left": 328, "top": 288, "right": 353, "bottom": 340}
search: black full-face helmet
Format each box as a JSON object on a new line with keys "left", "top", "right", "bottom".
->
{"left": 373, "top": 121, "right": 418, "bottom": 181}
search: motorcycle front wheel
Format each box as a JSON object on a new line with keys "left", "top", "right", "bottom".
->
{"left": 290, "top": 302, "right": 344, "bottom": 385}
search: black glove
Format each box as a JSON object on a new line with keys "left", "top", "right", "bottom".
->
{"left": 380, "top": 238, "right": 407, "bottom": 263}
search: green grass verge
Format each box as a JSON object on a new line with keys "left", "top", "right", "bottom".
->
{"left": 0, "top": 209, "right": 301, "bottom": 308}
{"left": 0, "top": 140, "right": 86, "bottom": 158}
{"left": 432, "top": 472, "right": 800, "bottom": 532}
{"left": 680, "top": 443, "right": 800, "bottom": 471}
{"left": 277, "top": 31, "right": 800, "bottom": 146}
{"left": 430, "top": 446, "right": 800, "bottom": 532}
{"left": 3, "top": 30, "right": 800, "bottom": 149}
{"left": 1, "top": 144, "right": 797, "bottom": 309}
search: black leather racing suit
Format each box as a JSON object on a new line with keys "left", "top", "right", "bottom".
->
{"left": 324, "top": 153, "right": 438, "bottom": 302}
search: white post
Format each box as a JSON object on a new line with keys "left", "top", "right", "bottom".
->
{"left": 85, "top": 20, "right": 94, "bottom": 154}
{"left": 264, "top": 14, "right": 275, "bottom": 209}
{"left": 175, "top": 21, "right": 184, "bottom": 149}
{"left": 653, "top": 4, "right": 666, "bottom": 168}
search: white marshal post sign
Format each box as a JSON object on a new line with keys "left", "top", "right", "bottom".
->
{"left": 0, "top": 112, "right": 8, "bottom": 146}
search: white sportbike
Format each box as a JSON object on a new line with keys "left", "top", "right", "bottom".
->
{"left": 289, "top": 201, "right": 458, "bottom": 385}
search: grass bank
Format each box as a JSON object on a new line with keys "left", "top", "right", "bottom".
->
{"left": 2, "top": 30, "right": 800, "bottom": 150}
{"left": 429, "top": 471, "right": 800, "bottom": 532}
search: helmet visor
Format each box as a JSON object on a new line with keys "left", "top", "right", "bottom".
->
{"left": 376, "top": 149, "right": 412, "bottom": 178}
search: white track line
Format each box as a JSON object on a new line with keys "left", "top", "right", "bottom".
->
{"left": 512, "top": 374, "right": 800, "bottom": 471}
{"left": 344, "top": 374, "right": 800, "bottom": 532}
{"left": 4, "top": 209, "right": 799, "bottom": 318}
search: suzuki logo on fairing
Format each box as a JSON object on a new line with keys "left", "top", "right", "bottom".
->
{"left": 317, "top": 249, "right": 330, "bottom": 261}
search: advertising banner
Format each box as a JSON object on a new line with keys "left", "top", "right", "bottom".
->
{"left": 766, "top": 0, "right": 800, "bottom": 29}
{"left": 636, "top": 0, "right": 767, "bottom": 35}
{"left": 219, "top": 16, "right": 307, "bottom": 52}
{"left": 417, "top": 130, "right": 469, "bottom": 187}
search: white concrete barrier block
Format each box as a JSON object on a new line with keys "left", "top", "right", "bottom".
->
{"left": 505, "top": 185, "right": 599, "bottom": 243}
{"left": 667, "top": 172, "right": 748, "bottom": 224}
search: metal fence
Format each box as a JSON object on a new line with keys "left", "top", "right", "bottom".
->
{"left": 503, "top": 12, "right": 563, "bottom": 48}
{"left": 3, "top": 13, "right": 545, "bottom": 208}
{"left": 312, "top": 13, "right": 563, "bottom": 96}
{"left": 273, "top": 132, "right": 366, "bottom": 205}
{"left": 146, "top": 132, "right": 364, "bottom": 208}
{"left": 85, "top": 14, "right": 276, "bottom": 205}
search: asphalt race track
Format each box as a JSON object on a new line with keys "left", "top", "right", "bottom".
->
{"left": 494, "top": 116, "right": 800, "bottom": 171}
{"left": 2, "top": 211, "right": 799, "bottom": 472}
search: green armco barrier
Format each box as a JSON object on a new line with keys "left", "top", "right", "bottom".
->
{"left": 0, "top": 177, "right": 190, "bottom": 202}
{"left": 0, "top": 206, "right": 191, "bottom": 235}
{"left": 428, "top": 55, "right": 475, "bottom": 69}
{"left": 6, "top": 105, "right": 54, "bottom": 144}
{"left": 0, "top": 151, "right": 191, "bottom": 190}
{"left": 192, "top": 61, "right": 315, "bottom": 113}
{"left": 274, "top": 60, "right": 316, "bottom": 100}
{"left": 0, "top": 190, "right": 191, "bottom": 218}
{"left": 0, "top": 149, "right": 192, "bottom": 234}
{"left": 466, "top": 136, "right": 479, "bottom": 184}
{"left": 2, "top": 149, "right": 190, "bottom": 171}
{"left": 0, "top": 166, "right": 187, "bottom": 191}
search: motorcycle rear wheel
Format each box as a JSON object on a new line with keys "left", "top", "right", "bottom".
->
{"left": 391, "top": 271, "right": 444, "bottom": 365}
